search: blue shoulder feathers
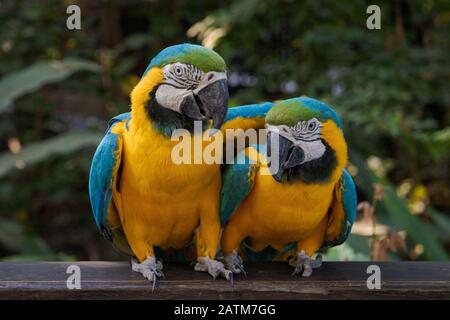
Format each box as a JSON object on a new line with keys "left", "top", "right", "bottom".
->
{"left": 225, "top": 102, "right": 273, "bottom": 122}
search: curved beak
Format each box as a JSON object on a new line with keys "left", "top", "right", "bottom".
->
{"left": 196, "top": 78, "right": 229, "bottom": 130}
{"left": 180, "top": 76, "right": 229, "bottom": 130}
{"left": 268, "top": 132, "right": 304, "bottom": 182}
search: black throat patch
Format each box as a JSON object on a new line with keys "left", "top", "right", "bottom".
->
{"left": 145, "top": 86, "right": 208, "bottom": 137}
{"left": 278, "top": 139, "right": 337, "bottom": 184}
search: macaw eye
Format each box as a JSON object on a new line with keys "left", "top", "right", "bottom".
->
{"left": 308, "top": 121, "right": 316, "bottom": 131}
{"left": 174, "top": 66, "right": 183, "bottom": 76}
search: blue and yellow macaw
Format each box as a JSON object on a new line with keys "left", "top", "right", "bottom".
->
{"left": 220, "top": 97, "right": 357, "bottom": 277}
{"left": 89, "top": 43, "right": 273, "bottom": 285}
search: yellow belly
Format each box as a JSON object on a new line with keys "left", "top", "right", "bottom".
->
{"left": 239, "top": 168, "right": 334, "bottom": 248}
{"left": 116, "top": 121, "right": 221, "bottom": 250}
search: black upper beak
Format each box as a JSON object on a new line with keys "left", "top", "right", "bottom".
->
{"left": 283, "top": 145, "right": 304, "bottom": 169}
{"left": 180, "top": 79, "right": 229, "bottom": 130}
{"left": 268, "top": 132, "right": 304, "bottom": 182}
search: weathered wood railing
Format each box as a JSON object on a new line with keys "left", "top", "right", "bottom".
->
{"left": 0, "top": 261, "right": 449, "bottom": 299}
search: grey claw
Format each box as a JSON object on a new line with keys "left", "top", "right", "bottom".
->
{"left": 291, "top": 265, "right": 303, "bottom": 276}
{"left": 195, "top": 257, "right": 232, "bottom": 280}
{"left": 230, "top": 273, "right": 234, "bottom": 288}
{"left": 152, "top": 274, "right": 157, "bottom": 292}
{"left": 290, "top": 250, "right": 322, "bottom": 277}
{"left": 131, "top": 256, "right": 164, "bottom": 289}
{"left": 238, "top": 265, "right": 247, "bottom": 278}
{"left": 311, "top": 254, "right": 322, "bottom": 269}
{"left": 302, "top": 264, "right": 313, "bottom": 277}
{"left": 224, "top": 252, "right": 246, "bottom": 277}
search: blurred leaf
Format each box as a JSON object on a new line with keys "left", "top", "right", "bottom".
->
{"left": 351, "top": 150, "right": 449, "bottom": 261}
{"left": 0, "top": 58, "right": 101, "bottom": 111}
{"left": 347, "top": 234, "right": 371, "bottom": 257}
{"left": 0, "top": 132, "right": 102, "bottom": 178}
{"left": 428, "top": 207, "right": 450, "bottom": 242}
{"left": 120, "top": 33, "right": 149, "bottom": 51}
{"left": 415, "top": 127, "right": 450, "bottom": 161}
{"left": 115, "top": 56, "right": 138, "bottom": 76}
{"left": 379, "top": 186, "right": 448, "bottom": 260}
{"left": 323, "top": 242, "right": 369, "bottom": 261}
{"left": 0, "top": 217, "right": 51, "bottom": 254}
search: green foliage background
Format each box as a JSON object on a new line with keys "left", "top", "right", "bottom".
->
{"left": 0, "top": 0, "right": 448, "bottom": 261}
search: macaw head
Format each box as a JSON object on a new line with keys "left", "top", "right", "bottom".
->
{"left": 265, "top": 97, "right": 347, "bottom": 183}
{"left": 131, "top": 43, "right": 228, "bottom": 133}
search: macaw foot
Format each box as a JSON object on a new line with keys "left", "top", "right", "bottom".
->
{"left": 289, "top": 250, "right": 322, "bottom": 277}
{"left": 224, "top": 252, "right": 247, "bottom": 278}
{"left": 131, "top": 256, "right": 164, "bottom": 291}
{"left": 194, "top": 256, "right": 232, "bottom": 281}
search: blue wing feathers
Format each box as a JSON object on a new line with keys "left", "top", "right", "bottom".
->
{"left": 89, "top": 134, "right": 119, "bottom": 230}
{"left": 220, "top": 149, "right": 257, "bottom": 226}
{"left": 340, "top": 168, "right": 357, "bottom": 241}
{"left": 89, "top": 113, "right": 129, "bottom": 239}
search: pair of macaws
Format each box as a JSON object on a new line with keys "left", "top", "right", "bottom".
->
{"left": 89, "top": 44, "right": 356, "bottom": 286}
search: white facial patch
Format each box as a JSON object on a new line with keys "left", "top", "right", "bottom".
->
{"left": 163, "top": 63, "right": 203, "bottom": 88}
{"left": 266, "top": 118, "right": 326, "bottom": 163}
{"left": 295, "top": 139, "right": 326, "bottom": 163}
{"left": 154, "top": 84, "right": 190, "bottom": 112}
{"left": 155, "top": 63, "right": 227, "bottom": 113}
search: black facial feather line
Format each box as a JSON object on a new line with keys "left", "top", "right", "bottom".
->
{"left": 165, "top": 64, "right": 203, "bottom": 88}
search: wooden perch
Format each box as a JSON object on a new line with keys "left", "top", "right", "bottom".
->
{"left": 0, "top": 261, "right": 449, "bottom": 299}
